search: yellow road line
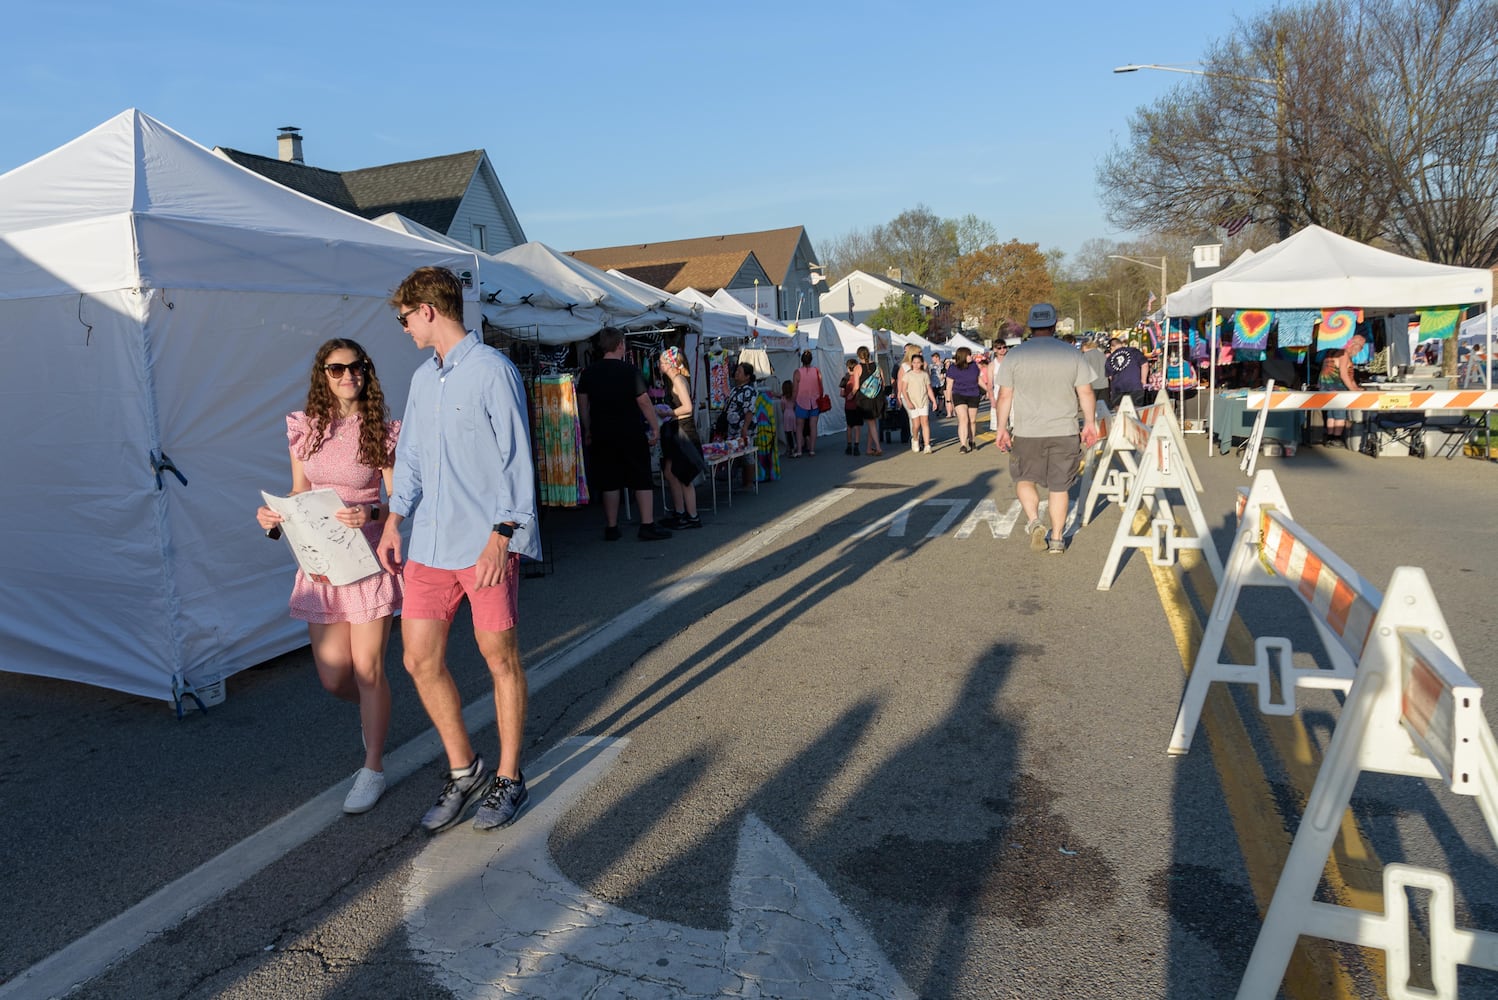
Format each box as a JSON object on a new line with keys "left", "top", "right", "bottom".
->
{"left": 1150, "top": 551, "right": 1373, "bottom": 998}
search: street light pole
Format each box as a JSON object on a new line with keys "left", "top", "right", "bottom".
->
{"left": 1114, "top": 62, "right": 1289, "bottom": 240}
{"left": 1107, "top": 254, "right": 1167, "bottom": 315}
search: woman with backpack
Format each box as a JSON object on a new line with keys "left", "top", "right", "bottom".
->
{"left": 852, "top": 345, "right": 885, "bottom": 456}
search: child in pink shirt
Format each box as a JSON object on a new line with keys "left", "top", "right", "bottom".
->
{"left": 779, "top": 381, "right": 799, "bottom": 457}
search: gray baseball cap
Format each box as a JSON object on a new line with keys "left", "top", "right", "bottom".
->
{"left": 1027, "top": 303, "right": 1058, "bottom": 328}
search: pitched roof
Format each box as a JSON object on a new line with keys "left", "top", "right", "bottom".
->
{"left": 569, "top": 226, "right": 808, "bottom": 285}
{"left": 214, "top": 148, "right": 484, "bottom": 233}
{"left": 611, "top": 250, "right": 767, "bottom": 294}
{"left": 214, "top": 148, "right": 358, "bottom": 213}
{"left": 834, "top": 269, "right": 952, "bottom": 306}
{"left": 340, "top": 151, "right": 483, "bottom": 233}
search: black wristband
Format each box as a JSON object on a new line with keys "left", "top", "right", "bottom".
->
{"left": 266, "top": 526, "right": 282, "bottom": 541}
{"left": 493, "top": 523, "right": 514, "bottom": 538}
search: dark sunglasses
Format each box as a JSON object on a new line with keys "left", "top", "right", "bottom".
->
{"left": 324, "top": 360, "right": 368, "bottom": 378}
{"left": 397, "top": 306, "right": 422, "bottom": 328}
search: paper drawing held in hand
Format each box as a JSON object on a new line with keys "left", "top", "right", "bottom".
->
{"left": 260, "top": 488, "right": 381, "bottom": 586}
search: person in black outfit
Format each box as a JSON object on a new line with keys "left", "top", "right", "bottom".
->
{"left": 577, "top": 328, "right": 671, "bottom": 541}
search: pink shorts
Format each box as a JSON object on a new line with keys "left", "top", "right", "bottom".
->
{"left": 401, "top": 557, "right": 520, "bottom": 633}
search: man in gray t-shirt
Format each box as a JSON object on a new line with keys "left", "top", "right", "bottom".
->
{"left": 994, "top": 303, "right": 1099, "bottom": 555}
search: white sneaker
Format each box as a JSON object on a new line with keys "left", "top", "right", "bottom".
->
{"left": 912, "top": 441, "right": 919, "bottom": 453}
{"left": 343, "top": 767, "right": 386, "bottom": 814}
{"left": 924, "top": 445, "right": 932, "bottom": 453}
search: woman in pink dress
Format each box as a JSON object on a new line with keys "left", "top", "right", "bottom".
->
{"left": 254, "top": 339, "right": 401, "bottom": 814}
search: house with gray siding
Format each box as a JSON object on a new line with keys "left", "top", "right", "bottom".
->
{"left": 820, "top": 268, "right": 953, "bottom": 335}
{"left": 216, "top": 127, "right": 526, "bottom": 252}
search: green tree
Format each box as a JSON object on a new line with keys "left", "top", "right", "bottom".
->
{"left": 866, "top": 292, "right": 929, "bottom": 336}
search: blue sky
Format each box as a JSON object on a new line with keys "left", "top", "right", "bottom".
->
{"left": 3, "top": 1, "right": 1283, "bottom": 269}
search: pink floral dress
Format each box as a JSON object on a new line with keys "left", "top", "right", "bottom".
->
{"left": 285, "top": 412, "right": 402, "bottom": 625}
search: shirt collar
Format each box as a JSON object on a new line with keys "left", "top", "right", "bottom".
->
{"left": 431, "top": 330, "right": 481, "bottom": 372}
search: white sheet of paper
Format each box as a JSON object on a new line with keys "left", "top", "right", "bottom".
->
{"left": 260, "top": 488, "right": 382, "bottom": 586}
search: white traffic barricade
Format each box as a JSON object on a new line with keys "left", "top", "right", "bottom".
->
{"left": 1080, "top": 395, "right": 1152, "bottom": 526}
{"left": 1241, "top": 388, "right": 1498, "bottom": 476}
{"left": 1168, "top": 470, "right": 1371, "bottom": 754}
{"left": 1072, "top": 398, "right": 1116, "bottom": 528}
{"left": 1096, "top": 396, "right": 1222, "bottom": 590}
{"left": 1237, "top": 566, "right": 1498, "bottom": 999}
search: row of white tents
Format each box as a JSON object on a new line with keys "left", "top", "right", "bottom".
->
{"left": 0, "top": 108, "right": 876, "bottom": 704}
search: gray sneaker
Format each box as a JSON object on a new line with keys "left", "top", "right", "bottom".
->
{"left": 421, "top": 756, "right": 487, "bottom": 833}
{"left": 473, "top": 772, "right": 529, "bottom": 830}
{"left": 1027, "top": 519, "right": 1047, "bottom": 552}
{"left": 1047, "top": 537, "right": 1066, "bottom": 556}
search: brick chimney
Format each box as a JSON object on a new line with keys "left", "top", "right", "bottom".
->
{"left": 276, "top": 126, "right": 304, "bottom": 164}
{"left": 886, "top": 267, "right": 903, "bottom": 283}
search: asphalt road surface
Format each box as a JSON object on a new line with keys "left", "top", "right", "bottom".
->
{"left": 3, "top": 415, "right": 1497, "bottom": 999}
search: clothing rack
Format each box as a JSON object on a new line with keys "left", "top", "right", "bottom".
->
{"left": 484, "top": 323, "right": 554, "bottom": 578}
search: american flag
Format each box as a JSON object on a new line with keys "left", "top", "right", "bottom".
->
{"left": 1146, "top": 290, "right": 1157, "bottom": 312}
{"left": 1219, "top": 211, "right": 1254, "bottom": 238}
{"left": 847, "top": 283, "right": 855, "bottom": 323}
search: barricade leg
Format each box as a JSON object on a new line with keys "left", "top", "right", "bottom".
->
{"left": 1235, "top": 654, "right": 1382, "bottom": 999}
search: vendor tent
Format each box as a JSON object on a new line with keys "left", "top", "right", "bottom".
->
{"left": 1163, "top": 248, "right": 1260, "bottom": 319}
{"left": 486, "top": 242, "right": 683, "bottom": 341}
{"left": 605, "top": 270, "right": 744, "bottom": 342}
{"left": 1165, "top": 225, "right": 1491, "bottom": 315}
{"left": 708, "top": 289, "right": 804, "bottom": 351}
{"left": 944, "top": 331, "right": 986, "bottom": 355}
{"left": 1163, "top": 225, "right": 1494, "bottom": 444}
{"left": 372, "top": 212, "right": 603, "bottom": 340}
{"left": 0, "top": 109, "right": 479, "bottom": 702}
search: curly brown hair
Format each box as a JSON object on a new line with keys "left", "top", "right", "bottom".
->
{"left": 299, "top": 339, "right": 393, "bottom": 470}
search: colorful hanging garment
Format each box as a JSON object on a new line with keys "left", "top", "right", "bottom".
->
{"left": 706, "top": 350, "right": 730, "bottom": 408}
{"left": 1232, "top": 310, "right": 1273, "bottom": 350}
{"left": 752, "top": 391, "right": 781, "bottom": 482}
{"left": 532, "top": 374, "right": 589, "bottom": 508}
{"left": 1164, "top": 355, "right": 1198, "bottom": 391}
{"left": 1277, "top": 309, "right": 1317, "bottom": 348}
{"left": 1317, "top": 308, "right": 1363, "bottom": 350}
{"left": 1145, "top": 320, "right": 1163, "bottom": 351}
{"left": 1418, "top": 307, "right": 1462, "bottom": 341}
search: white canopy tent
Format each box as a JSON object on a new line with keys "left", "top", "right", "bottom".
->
{"left": 374, "top": 215, "right": 686, "bottom": 343}
{"left": 0, "top": 109, "right": 480, "bottom": 702}
{"left": 708, "top": 289, "right": 804, "bottom": 352}
{"left": 944, "top": 331, "right": 986, "bottom": 355}
{"left": 606, "top": 270, "right": 745, "bottom": 342}
{"left": 1163, "top": 225, "right": 1494, "bottom": 449}
{"left": 828, "top": 317, "right": 876, "bottom": 358}
{"left": 1165, "top": 226, "right": 1491, "bottom": 316}
{"left": 486, "top": 242, "right": 685, "bottom": 341}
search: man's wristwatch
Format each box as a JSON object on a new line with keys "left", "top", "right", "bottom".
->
{"left": 493, "top": 523, "right": 514, "bottom": 538}
{"left": 368, "top": 504, "right": 382, "bottom": 522}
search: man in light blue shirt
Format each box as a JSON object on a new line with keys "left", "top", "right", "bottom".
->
{"left": 376, "top": 266, "right": 538, "bottom": 834}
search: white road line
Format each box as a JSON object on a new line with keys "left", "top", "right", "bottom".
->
{"left": 0, "top": 488, "right": 854, "bottom": 1000}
